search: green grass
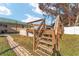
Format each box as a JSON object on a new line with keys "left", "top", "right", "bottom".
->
{"left": 11, "top": 34, "right": 79, "bottom": 56}
{"left": 11, "top": 34, "right": 34, "bottom": 55}
{"left": 60, "top": 34, "right": 79, "bottom": 56}
{"left": 0, "top": 36, "right": 16, "bottom": 56}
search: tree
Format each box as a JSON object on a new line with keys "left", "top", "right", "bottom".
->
{"left": 39, "top": 3, "right": 79, "bottom": 26}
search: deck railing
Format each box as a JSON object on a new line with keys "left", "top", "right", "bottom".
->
{"left": 26, "top": 19, "right": 46, "bottom": 51}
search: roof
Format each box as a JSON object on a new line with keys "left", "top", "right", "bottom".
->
{"left": 0, "top": 17, "right": 26, "bottom": 25}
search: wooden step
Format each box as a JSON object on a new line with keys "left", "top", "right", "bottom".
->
{"left": 43, "top": 32, "right": 52, "bottom": 35}
{"left": 46, "top": 26, "right": 53, "bottom": 29}
{"left": 41, "top": 36, "right": 52, "bottom": 41}
{"left": 35, "top": 49, "right": 49, "bottom": 56}
{"left": 37, "top": 44, "right": 53, "bottom": 55}
{"left": 42, "top": 33, "right": 53, "bottom": 37}
{"left": 42, "top": 29, "right": 54, "bottom": 37}
{"left": 39, "top": 40, "right": 52, "bottom": 46}
{"left": 43, "top": 29, "right": 54, "bottom": 34}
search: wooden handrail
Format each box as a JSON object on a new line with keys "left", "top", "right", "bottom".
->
{"left": 26, "top": 19, "right": 46, "bottom": 51}
{"left": 36, "top": 19, "right": 45, "bottom": 36}
{"left": 27, "top": 19, "right": 45, "bottom": 36}
{"left": 30, "top": 24, "right": 47, "bottom": 26}
{"left": 37, "top": 20, "right": 44, "bottom": 31}
{"left": 26, "top": 19, "right": 43, "bottom": 24}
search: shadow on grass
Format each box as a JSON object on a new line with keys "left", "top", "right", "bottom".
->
{"left": 52, "top": 50, "right": 61, "bottom": 56}
{"left": 0, "top": 45, "right": 19, "bottom": 55}
{"left": 52, "top": 45, "right": 61, "bottom": 56}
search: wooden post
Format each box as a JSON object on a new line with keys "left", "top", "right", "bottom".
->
{"left": 33, "top": 29, "right": 37, "bottom": 52}
{"left": 32, "top": 24, "right": 35, "bottom": 51}
{"left": 53, "top": 15, "right": 64, "bottom": 56}
{"left": 43, "top": 19, "right": 45, "bottom": 29}
{"left": 52, "top": 29, "right": 56, "bottom": 49}
{"left": 57, "top": 33, "right": 60, "bottom": 51}
{"left": 52, "top": 29, "right": 56, "bottom": 55}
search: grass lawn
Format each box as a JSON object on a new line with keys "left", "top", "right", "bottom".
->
{"left": 0, "top": 36, "right": 16, "bottom": 56}
{"left": 11, "top": 34, "right": 79, "bottom": 56}
{"left": 11, "top": 34, "right": 34, "bottom": 55}
{"left": 60, "top": 34, "right": 79, "bottom": 56}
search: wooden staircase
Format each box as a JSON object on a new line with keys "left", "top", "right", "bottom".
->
{"left": 34, "top": 29, "right": 55, "bottom": 56}
{"left": 26, "top": 15, "right": 64, "bottom": 56}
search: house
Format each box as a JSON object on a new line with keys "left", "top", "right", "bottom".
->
{"left": 0, "top": 17, "right": 26, "bottom": 34}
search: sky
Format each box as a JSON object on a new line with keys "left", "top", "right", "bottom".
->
{"left": 0, "top": 3, "right": 43, "bottom": 22}
{"left": 0, "top": 3, "right": 55, "bottom": 25}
